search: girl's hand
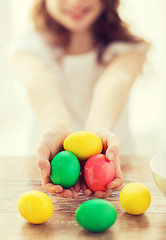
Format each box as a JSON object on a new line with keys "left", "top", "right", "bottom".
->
{"left": 73, "top": 166, "right": 112, "bottom": 199}
{"left": 79, "top": 129, "right": 123, "bottom": 199}
{"left": 73, "top": 161, "right": 95, "bottom": 198}
{"left": 37, "top": 127, "right": 79, "bottom": 199}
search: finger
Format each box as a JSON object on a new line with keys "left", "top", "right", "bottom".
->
{"left": 43, "top": 182, "right": 63, "bottom": 194}
{"left": 38, "top": 160, "right": 51, "bottom": 180}
{"left": 74, "top": 179, "right": 81, "bottom": 192}
{"left": 81, "top": 183, "right": 88, "bottom": 191}
{"left": 38, "top": 164, "right": 63, "bottom": 194}
{"left": 83, "top": 189, "right": 93, "bottom": 197}
{"left": 94, "top": 191, "right": 104, "bottom": 198}
{"left": 37, "top": 145, "right": 62, "bottom": 192}
{"left": 112, "top": 155, "right": 122, "bottom": 179}
{"left": 80, "top": 175, "right": 88, "bottom": 191}
{"left": 108, "top": 154, "right": 122, "bottom": 180}
{"left": 103, "top": 189, "right": 112, "bottom": 198}
{"left": 69, "top": 187, "right": 78, "bottom": 199}
{"left": 38, "top": 160, "right": 52, "bottom": 188}
{"left": 107, "top": 154, "right": 123, "bottom": 189}
{"left": 58, "top": 189, "right": 73, "bottom": 198}
{"left": 107, "top": 177, "right": 123, "bottom": 189}
{"left": 37, "top": 146, "right": 51, "bottom": 177}
{"left": 106, "top": 134, "right": 120, "bottom": 160}
{"left": 39, "top": 167, "right": 52, "bottom": 188}
{"left": 80, "top": 176, "right": 93, "bottom": 196}
{"left": 94, "top": 188, "right": 112, "bottom": 198}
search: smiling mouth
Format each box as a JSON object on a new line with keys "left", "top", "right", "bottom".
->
{"left": 64, "top": 7, "right": 91, "bottom": 20}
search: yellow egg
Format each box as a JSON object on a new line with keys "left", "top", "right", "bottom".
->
{"left": 119, "top": 182, "right": 151, "bottom": 215}
{"left": 63, "top": 131, "right": 103, "bottom": 160}
{"left": 18, "top": 191, "right": 53, "bottom": 224}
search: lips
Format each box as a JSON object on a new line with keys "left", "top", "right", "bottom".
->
{"left": 64, "top": 6, "right": 91, "bottom": 20}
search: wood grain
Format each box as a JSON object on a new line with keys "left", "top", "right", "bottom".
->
{"left": 0, "top": 156, "right": 166, "bottom": 240}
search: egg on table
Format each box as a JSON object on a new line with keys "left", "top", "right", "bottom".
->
{"left": 75, "top": 199, "right": 117, "bottom": 232}
{"left": 119, "top": 182, "right": 151, "bottom": 215}
{"left": 18, "top": 191, "right": 53, "bottom": 224}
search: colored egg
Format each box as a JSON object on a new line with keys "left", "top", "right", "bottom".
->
{"left": 84, "top": 154, "right": 115, "bottom": 192}
{"left": 119, "top": 182, "right": 151, "bottom": 215}
{"left": 63, "top": 131, "right": 103, "bottom": 160}
{"left": 18, "top": 191, "right": 53, "bottom": 224}
{"left": 50, "top": 151, "right": 80, "bottom": 188}
{"left": 75, "top": 199, "right": 117, "bottom": 232}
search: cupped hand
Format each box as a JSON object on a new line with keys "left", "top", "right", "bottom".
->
{"left": 73, "top": 172, "right": 112, "bottom": 199}
{"left": 37, "top": 127, "right": 79, "bottom": 199}
{"left": 72, "top": 153, "right": 112, "bottom": 199}
{"left": 78, "top": 129, "right": 123, "bottom": 199}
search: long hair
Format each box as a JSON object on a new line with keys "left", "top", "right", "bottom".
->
{"left": 31, "top": 0, "right": 145, "bottom": 63}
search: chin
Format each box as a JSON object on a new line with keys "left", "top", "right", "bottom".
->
{"left": 65, "top": 22, "right": 92, "bottom": 33}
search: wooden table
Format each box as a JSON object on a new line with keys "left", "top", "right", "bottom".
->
{"left": 0, "top": 156, "right": 166, "bottom": 240}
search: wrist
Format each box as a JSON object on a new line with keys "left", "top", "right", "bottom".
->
{"left": 84, "top": 126, "right": 110, "bottom": 137}
{"left": 42, "top": 114, "right": 71, "bottom": 133}
{"left": 84, "top": 120, "right": 113, "bottom": 133}
{"left": 85, "top": 115, "right": 115, "bottom": 133}
{"left": 43, "top": 124, "right": 72, "bottom": 137}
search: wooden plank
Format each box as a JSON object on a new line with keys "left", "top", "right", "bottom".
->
{"left": 0, "top": 156, "right": 166, "bottom": 240}
{"left": 0, "top": 156, "right": 39, "bottom": 181}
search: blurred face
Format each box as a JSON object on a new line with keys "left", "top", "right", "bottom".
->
{"left": 46, "top": 0, "right": 104, "bottom": 32}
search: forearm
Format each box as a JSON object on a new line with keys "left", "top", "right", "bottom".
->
{"left": 26, "top": 74, "right": 71, "bottom": 131}
{"left": 85, "top": 72, "right": 132, "bottom": 132}
{"left": 85, "top": 51, "right": 146, "bottom": 132}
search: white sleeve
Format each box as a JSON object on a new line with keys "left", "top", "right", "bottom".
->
{"left": 6, "top": 27, "right": 55, "bottom": 62}
{"left": 102, "top": 41, "right": 148, "bottom": 64}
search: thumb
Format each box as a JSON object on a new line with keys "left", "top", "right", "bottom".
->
{"left": 106, "top": 150, "right": 115, "bottom": 161}
{"left": 38, "top": 159, "right": 51, "bottom": 178}
{"left": 37, "top": 147, "right": 51, "bottom": 178}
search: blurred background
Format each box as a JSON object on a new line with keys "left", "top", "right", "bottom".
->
{"left": 0, "top": 0, "right": 166, "bottom": 156}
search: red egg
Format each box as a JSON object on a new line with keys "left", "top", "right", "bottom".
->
{"left": 84, "top": 154, "right": 115, "bottom": 192}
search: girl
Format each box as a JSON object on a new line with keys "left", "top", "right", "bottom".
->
{"left": 9, "top": 0, "right": 147, "bottom": 198}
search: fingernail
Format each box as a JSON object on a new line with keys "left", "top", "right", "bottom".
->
{"left": 55, "top": 186, "right": 63, "bottom": 193}
{"left": 41, "top": 168, "right": 47, "bottom": 178}
{"left": 108, "top": 152, "right": 114, "bottom": 161}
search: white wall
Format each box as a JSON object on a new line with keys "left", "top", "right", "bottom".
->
{"left": 120, "top": 0, "right": 166, "bottom": 154}
{"left": 0, "top": 0, "right": 166, "bottom": 156}
{"left": 0, "top": 0, "right": 34, "bottom": 156}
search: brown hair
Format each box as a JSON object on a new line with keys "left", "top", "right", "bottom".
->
{"left": 31, "top": 0, "right": 145, "bottom": 63}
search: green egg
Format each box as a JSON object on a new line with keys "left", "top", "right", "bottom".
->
{"left": 75, "top": 199, "right": 117, "bottom": 232}
{"left": 50, "top": 151, "right": 80, "bottom": 188}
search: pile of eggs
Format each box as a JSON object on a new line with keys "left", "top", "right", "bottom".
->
{"left": 50, "top": 131, "right": 115, "bottom": 191}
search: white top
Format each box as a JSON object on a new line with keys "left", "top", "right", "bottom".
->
{"left": 7, "top": 27, "right": 146, "bottom": 155}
